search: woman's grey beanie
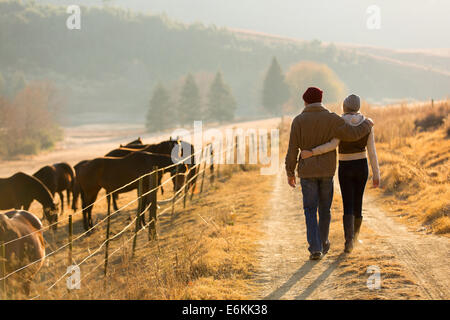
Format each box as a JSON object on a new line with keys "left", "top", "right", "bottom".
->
{"left": 343, "top": 94, "right": 361, "bottom": 112}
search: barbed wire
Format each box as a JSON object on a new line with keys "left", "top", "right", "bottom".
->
{"left": 1, "top": 145, "right": 207, "bottom": 246}
{"left": 2, "top": 137, "right": 246, "bottom": 298}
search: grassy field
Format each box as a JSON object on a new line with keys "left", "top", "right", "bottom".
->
{"left": 18, "top": 164, "right": 272, "bottom": 300}
{"left": 359, "top": 100, "right": 449, "bottom": 235}
{"left": 6, "top": 100, "right": 449, "bottom": 299}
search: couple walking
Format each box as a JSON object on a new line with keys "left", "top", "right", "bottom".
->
{"left": 285, "top": 87, "right": 380, "bottom": 260}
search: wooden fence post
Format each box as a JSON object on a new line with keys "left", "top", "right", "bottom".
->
{"left": 104, "top": 195, "right": 112, "bottom": 276}
{"left": 200, "top": 147, "right": 208, "bottom": 194}
{"left": 190, "top": 149, "right": 203, "bottom": 201}
{"left": 183, "top": 168, "right": 189, "bottom": 209}
{"left": 148, "top": 166, "right": 158, "bottom": 241}
{"left": 171, "top": 165, "right": 179, "bottom": 218}
{"left": 1, "top": 241, "right": 6, "bottom": 299}
{"left": 132, "top": 178, "right": 144, "bottom": 257}
{"left": 235, "top": 135, "right": 238, "bottom": 172}
{"left": 216, "top": 142, "right": 221, "bottom": 180}
{"left": 68, "top": 214, "right": 73, "bottom": 266}
{"left": 210, "top": 144, "right": 215, "bottom": 185}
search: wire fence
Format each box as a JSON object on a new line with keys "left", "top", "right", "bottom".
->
{"left": 0, "top": 131, "right": 268, "bottom": 299}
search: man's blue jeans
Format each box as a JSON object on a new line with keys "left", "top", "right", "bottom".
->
{"left": 300, "top": 177, "right": 333, "bottom": 253}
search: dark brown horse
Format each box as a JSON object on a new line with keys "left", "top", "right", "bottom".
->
{"left": 33, "top": 162, "right": 75, "bottom": 214}
{"left": 76, "top": 151, "right": 188, "bottom": 231}
{"left": 0, "top": 172, "right": 58, "bottom": 229}
{"left": 119, "top": 137, "right": 143, "bottom": 148}
{"left": 71, "top": 160, "right": 89, "bottom": 212}
{"left": 106, "top": 139, "right": 197, "bottom": 196}
{"left": 105, "top": 139, "right": 193, "bottom": 210}
{"left": 0, "top": 210, "right": 46, "bottom": 297}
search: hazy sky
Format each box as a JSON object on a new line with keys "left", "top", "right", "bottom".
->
{"left": 43, "top": 0, "right": 450, "bottom": 49}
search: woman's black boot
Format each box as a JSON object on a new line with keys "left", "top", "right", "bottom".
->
{"left": 354, "top": 217, "right": 363, "bottom": 241}
{"left": 343, "top": 215, "right": 354, "bottom": 253}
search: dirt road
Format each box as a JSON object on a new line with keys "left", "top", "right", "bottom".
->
{"left": 253, "top": 165, "right": 449, "bottom": 300}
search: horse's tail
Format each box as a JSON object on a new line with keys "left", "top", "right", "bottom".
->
{"left": 72, "top": 161, "right": 88, "bottom": 211}
{"left": 57, "top": 163, "right": 75, "bottom": 189}
{"left": 55, "top": 162, "right": 75, "bottom": 206}
{"left": 71, "top": 176, "right": 80, "bottom": 211}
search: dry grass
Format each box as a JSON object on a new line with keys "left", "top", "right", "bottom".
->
{"left": 11, "top": 164, "right": 272, "bottom": 300}
{"left": 362, "top": 101, "right": 450, "bottom": 235}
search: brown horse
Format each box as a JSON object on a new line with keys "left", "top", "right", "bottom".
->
{"left": 105, "top": 139, "right": 189, "bottom": 210}
{"left": 33, "top": 162, "right": 75, "bottom": 214}
{"left": 105, "top": 139, "right": 197, "bottom": 206}
{"left": 71, "top": 160, "right": 89, "bottom": 212}
{"left": 0, "top": 210, "right": 46, "bottom": 297}
{"left": 0, "top": 172, "right": 58, "bottom": 230}
{"left": 77, "top": 151, "right": 188, "bottom": 231}
{"left": 119, "top": 137, "right": 143, "bottom": 148}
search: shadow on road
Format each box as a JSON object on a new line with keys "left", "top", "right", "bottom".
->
{"left": 263, "top": 260, "right": 317, "bottom": 300}
{"left": 294, "top": 252, "right": 345, "bottom": 300}
{"left": 264, "top": 252, "right": 346, "bottom": 300}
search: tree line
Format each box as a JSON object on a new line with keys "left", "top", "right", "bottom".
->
{"left": 146, "top": 71, "right": 237, "bottom": 131}
{"left": 146, "top": 57, "right": 347, "bottom": 131}
{"left": 2, "top": 0, "right": 448, "bottom": 119}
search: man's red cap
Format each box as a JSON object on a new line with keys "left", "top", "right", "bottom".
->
{"left": 302, "top": 87, "right": 323, "bottom": 104}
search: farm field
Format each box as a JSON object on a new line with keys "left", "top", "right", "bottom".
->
{"left": 2, "top": 101, "right": 449, "bottom": 300}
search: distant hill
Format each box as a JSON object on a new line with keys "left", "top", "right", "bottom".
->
{"left": 1, "top": 0, "right": 449, "bottom": 124}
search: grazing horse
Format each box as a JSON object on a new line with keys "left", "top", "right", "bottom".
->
{"left": 0, "top": 210, "right": 46, "bottom": 297}
{"left": 76, "top": 151, "right": 188, "bottom": 231}
{"left": 105, "top": 139, "right": 192, "bottom": 210}
{"left": 33, "top": 162, "right": 75, "bottom": 214}
{"left": 0, "top": 172, "right": 58, "bottom": 230}
{"left": 106, "top": 139, "right": 197, "bottom": 197}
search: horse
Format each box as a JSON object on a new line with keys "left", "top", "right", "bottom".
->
{"left": 0, "top": 172, "right": 58, "bottom": 230}
{"left": 119, "top": 137, "right": 143, "bottom": 148}
{"left": 0, "top": 210, "right": 46, "bottom": 297}
{"left": 107, "top": 139, "right": 197, "bottom": 183}
{"left": 32, "top": 162, "right": 75, "bottom": 214}
{"left": 71, "top": 160, "right": 89, "bottom": 212}
{"left": 76, "top": 151, "right": 188, "bottom": 231}
{"left": 105, "top": 139, "right": 195, "bottom": 210}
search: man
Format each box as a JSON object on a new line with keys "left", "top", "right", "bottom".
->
{"left": 285, "top": 87, "right": 373, "bottom": 260}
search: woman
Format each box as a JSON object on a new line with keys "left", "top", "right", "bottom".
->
{"left": 300, "top": 94, "right": 380, "bottom": 253}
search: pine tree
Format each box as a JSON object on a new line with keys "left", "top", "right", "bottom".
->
{"left": 206, "top": 72, "right": 236, "bottom": 123}
{"left": 178, "top": 73, "right": 202, "bottom": 125}
{"left": 146, "top": 83, "right": 173, "bottom": 132}
{"left": 262, "top": 57, "right": 289, "bottom": 115}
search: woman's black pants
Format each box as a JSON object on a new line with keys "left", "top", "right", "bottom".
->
{"left": 338, "top": 158, "right": 369, "bottom": 218}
